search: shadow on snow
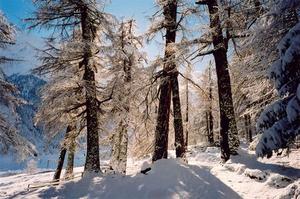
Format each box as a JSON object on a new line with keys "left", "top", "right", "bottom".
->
{"left": 29, "top": 159, "right": 242, "bottom": 199}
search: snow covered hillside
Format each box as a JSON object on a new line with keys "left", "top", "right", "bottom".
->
{"left": 8, "top": 74, "right": 46, "bottom": 151}
{"left": 1, "top": 144, "right": 299, "bottom": 199}
{"left": 0, "top": 74, "right": 46, "bottom": 170}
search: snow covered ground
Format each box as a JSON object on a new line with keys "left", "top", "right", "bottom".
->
{"left": 0, "top": 144, "right": 299, "bottom": 199}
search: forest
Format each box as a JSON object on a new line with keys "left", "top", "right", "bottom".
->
{"left": 0, "top": 0, "right": 300, "bottom": 198}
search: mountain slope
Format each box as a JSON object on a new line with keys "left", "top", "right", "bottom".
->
{"left": 8, "top": 74, "right": 46, "bottom": 153}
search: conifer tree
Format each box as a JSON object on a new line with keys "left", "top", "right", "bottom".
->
{"left": 256, "top": 1, "right": 300, "bottom": 158}
{"left": 149, "top": 0, "right": 188, "bottom": 161}
{"left": 108, "top": 20, "right": 145, "bottom": 174}
{"left": 29, "top": 0, "right": 115, "bottom": 173}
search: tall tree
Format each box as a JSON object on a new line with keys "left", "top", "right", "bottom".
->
{"left": 195, "top": 0, "right": 239, "bottom": 161}
{"left": 29, "top": 0, "right": 115, "bottom": 173}
{"left": 196, "top": 65, "right": 219, "bottom": 146}
{"left": 108, "top": 20, "right": 145, "bottom": 174}
{"left": 150, "top": 0, "right": 186, "bottom": 161}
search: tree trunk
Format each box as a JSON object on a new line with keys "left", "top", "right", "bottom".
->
{"left": 247, "top": 115, "right": 252, "bottom": 143}
{"left": 152, "top": 0, "right": 178, "bottom": 162}
{"left": 118, "top": 124, "right": 128, "bottom": 174}
{"left": 81, "top": 7, "right": 100, "bottom": 173}
{"left": 53, "top": 147, "right": 67, "bottom": 181}
{"left": 198, "top": 0, "right": 239, "bottom": 161}
{"left": 152, "top": 77, "right": 172, "bottom": 161}
{"left": 185, "top": 80, "right": 189, "bottom": 148}
{"left": 110, "top": 21, "right": 134, "bottom": 174}
{"left": 110, "top": 121, "right": 128, "bottom": 174}
{"left": 171, "top": 73, "right": 186, "bottom": 159}
{"left": 65, "top": 136, "right": 76, "bottom": 179}
{"left": 206, "top": 111, "right": 210, "bottom": 143}
{"left": 244, "top": 114, "right": 252, "bottom": 144}
{"left": 207, "top": 66, "right": 214, "bottom": 146}
{"left": 53, "top": 126, "right": 72, "bottom": 180}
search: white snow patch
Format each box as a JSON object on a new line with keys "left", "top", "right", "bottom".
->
{"left": 1, "top": 144, "right": 299, "bottom": 199}
{"left": 266, "top": 174, "right": 293, "bottom": 189}
{"left": 277, "top": 180, "right": 300, "bottom": 199}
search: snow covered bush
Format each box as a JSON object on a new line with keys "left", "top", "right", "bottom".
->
{"left": 256, "top": 21, "right": 300, "bottom": 158}
{"left": 244, "top": 168, "right": 269, "bottom": 182}
{"left": 266, "top": 174, "right": 293, "bottom": 189}
{"left": 278, "top": 180, "right": 300, "bottom": 199}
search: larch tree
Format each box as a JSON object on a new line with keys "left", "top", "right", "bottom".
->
{"left": 34, "top": 39, "right": 86, "bottom": 180}
{"left": 28, "top": 0, "right": 115, "bottom": 173}
{"left": 196, "top": 65, "right": 219, "bottom": 146}
{"left": 193, "top": 0, "right": 270, "bottom": 160}
{"left": 149, "top": 0, "right": 189, "bottom": 162}
{"left": 107, "top": 20, "right": 146, "bottom": 174}
{"left": 52, "top": 125, "right": 76, "bottom": 180}
{"left": 195, "top": 0, "right": 239, "bottom": 161}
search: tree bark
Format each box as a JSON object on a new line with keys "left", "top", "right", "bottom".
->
{"left": 171, "top": 72, "right": 186, "bottom": 159}
{"left": 81, "top": 6, "right": 100, "bottom": 173}
{"left": 207, "top": 66, "right": 214, "bottom": 146}
{"left": 244, "top": 114, "right": 252, "bottom": 143}
{"left": 53, "top": 126, "right": 72, "bottom": 180}
{"left": 247, "top": 115, "right": 252, "bottom": 143}
{"left": 185, "top": 80, "right": 189, "bottom": 148}
{"left": 152, "top": 76, "right": 172, "bottom": 161}
{"left": 111, "top": 121, "right": 128, "bottom": 174}
{"left": 206, "top": 111, "right": 210, "bottom": 143}
{"left": 65, "top": 136, "right": 76, "bottom": 179}
{"left": 110, "top": 21, "right": 133, "bottom": 174}
{"left": 53, "top": 147, "right": 67, "bottom": 181}
{"left": 197, "top": 0, "right": 239, "bottom": 161}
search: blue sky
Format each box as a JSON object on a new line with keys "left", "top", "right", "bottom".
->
{"left": 0, "top": 0, "right": 208, "bottom": 75}
{"left": 0, "top": 0, "right": 156, "bottom": 33}
{"left": 0, "top": 0, "right": 163, "bottom": 74}
{"left": 0, "top": 0, "right": 34, "bottom": 28}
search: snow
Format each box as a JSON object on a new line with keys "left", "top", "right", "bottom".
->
{"left": 278, "top": 180, "right": 300, "bottom": 199}
{"left": 286, "top": 96, "right": 300, "bottom": 123}
{"left": 0, "top": 143, "right": 299, "bottom": 199}
{"left": 266, "top": 174, "right": 292, "bottom": 188}
{"left": 243, "top": 169, "right": 269, "bottom": 182}
{"left": 256, "top": 20, "right": 300, "bottom": 158}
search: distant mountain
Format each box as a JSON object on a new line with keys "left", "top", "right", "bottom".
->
{"left": 8, "top": 74, "right": 46, "bottom": 106}
{"left": 8, "top": 74, "right": 46, "bottom": 153}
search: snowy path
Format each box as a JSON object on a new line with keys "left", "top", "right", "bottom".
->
{"left": 0, "top": 145, "right": 299, "bottom": 199}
